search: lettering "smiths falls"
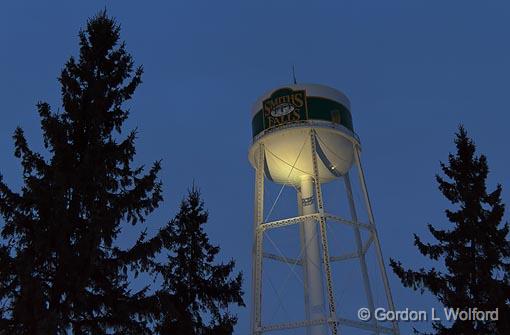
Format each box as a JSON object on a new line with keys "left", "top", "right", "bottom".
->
{"left": 263, "top": 88, "right": 307, "bottom": 128}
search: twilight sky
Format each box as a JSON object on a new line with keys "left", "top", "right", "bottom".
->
{"left": 1, "top": 1, "right": 509, "bottom": 334}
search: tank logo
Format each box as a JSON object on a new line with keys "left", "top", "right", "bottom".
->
{"left": 263, "top": 88, "right": 308, "bottom": 129}
{"left": 270, "top": 103, "right": 295, "bottom": 117}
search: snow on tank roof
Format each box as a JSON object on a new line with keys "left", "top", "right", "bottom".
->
{"left": 251, "top": 83, "right": 351, "bottom": 117}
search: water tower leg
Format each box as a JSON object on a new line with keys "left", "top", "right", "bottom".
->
{"left": 343, "top": 173, "right": 378, "bottom": 334}
{"left": 251, "top": 144, "right": 265, "bottom": 335}
{"left": 353, "top": 146, "right": 400, "bottom": 335}
{"left": 299, "top": 175, "right": 328, "bottom": 335}
{"left": 310, "top": 130, "right": 338, "bottom": 335}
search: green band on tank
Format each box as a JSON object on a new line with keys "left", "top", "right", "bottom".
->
{"left": 252, "top": 96, "right": 353, "bottom": 138}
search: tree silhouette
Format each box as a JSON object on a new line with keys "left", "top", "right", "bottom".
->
{"left": 0, "top": 11, "right": 243, "bottom": 334}
{"left": 390, "top": 126, "right": 510, "bottom": 334}
{"left": 154, "top": 188, "right": 244, "bottom": 335}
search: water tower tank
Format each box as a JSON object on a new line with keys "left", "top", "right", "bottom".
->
{"left": 248, "top": 84, "right": 359, "bottom": 185}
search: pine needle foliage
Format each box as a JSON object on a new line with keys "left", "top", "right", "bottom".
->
{"left": 390, "top": 126, "right": 510, "bottom": 335}
{"left": 0, "top": 11, "right": 243, "bottom": 335}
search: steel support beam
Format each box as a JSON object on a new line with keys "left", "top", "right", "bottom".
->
{"left": 344, "top": 172, "right": 378, "bottom": 333}
{"left": 251, "top": 144, "right": 265, "bottom": 335}
{"left": 310, "top": 129, "right": 338, "bottom": 335}
{"left": 353, "top": 146, "right": 400, "bottom": 335}
{"left": 263, "top": 252, "right": 302, "bottom": 266}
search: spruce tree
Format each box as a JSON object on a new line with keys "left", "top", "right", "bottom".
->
{"left": 0, "top": 11, "right": 162, "bottom": 334}
{"left": 390, "top": 126, "right": 510, "bottom": 335}
{"left": 153, "top": 188, "right": 244, "bottom": 335}
{"left": 0, "top": 11, "right": 244, "bottom": 334}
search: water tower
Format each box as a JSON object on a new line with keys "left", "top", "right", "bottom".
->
{"left": 248, "top": 84, "right": 399, "bottom": 335}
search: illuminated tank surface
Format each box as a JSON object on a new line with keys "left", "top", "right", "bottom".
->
{"left": 249, "top": 83, "right": 360, "bottom": 185}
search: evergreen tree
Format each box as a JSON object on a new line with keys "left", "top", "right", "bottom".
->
{"left": 0, "top": 11, "right": 162, "bottom": 334}
{"left": 0, "top": 11, "right": 243, "bottom": 334}
{"left": 390, "top": 126, "right": 510, "bottom": 335}
{"left": 153, "top": 188, "right": 244, "bottom": 335}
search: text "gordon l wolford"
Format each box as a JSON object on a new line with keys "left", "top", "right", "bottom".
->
{"left": 373, "top": 307, "right": 498, "bottom": 322}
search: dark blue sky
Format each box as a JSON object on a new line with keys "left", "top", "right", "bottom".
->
{"left": 1, "top": 1, "right": 509, "bottom": 334}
